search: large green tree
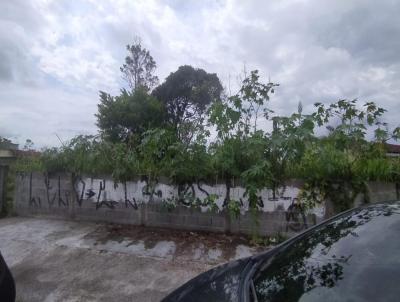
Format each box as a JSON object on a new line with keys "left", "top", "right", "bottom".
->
{"left": 96, "top": 88, "right": 165, "bottom": 143}
{"left": 153, "top": 65, "right": 223, "bottom": 142}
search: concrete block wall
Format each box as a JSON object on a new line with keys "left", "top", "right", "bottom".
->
{"left": 74, "top": 201, "right": 142, "bottom": 225}
{"left": 14, "top": 172, "right": 398, "bottom": 237}
{"left": 367, "top": 181, "right": 399, "bottom": 203}
{"left": 0, "top": 166, "right": 9, "bottom": 212}
{"left": 14, "top": 172, "right": 73, "bottom": 220}
{"left": 145, "top": 203, "right": 227, "bottom": 232}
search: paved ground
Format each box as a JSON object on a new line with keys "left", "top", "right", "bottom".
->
{"left": 0, "top": 217, "right": 265, "bottom": 302}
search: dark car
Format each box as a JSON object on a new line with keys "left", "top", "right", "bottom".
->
{"left": 162, "top": 201, "right": 400, "bottom": 302}
{"left": 0, "top": 252, "right": 15, "bottom": 302}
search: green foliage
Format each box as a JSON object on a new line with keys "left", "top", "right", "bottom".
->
{"left": 210, "top": 136, "right": 247, "bottom": 182}
{"left": 161, "top": 197, "right": 178, "bottom": 212}
{"left": 241, "top": 157, "right": 271, "bottom": 209}
{"left": 164, "top": 140, "right": 213, "bottom": 185}
{"left": 120, "top": 38, "right": 158, "bottom": 91}
{"left": 208, "top": 70, "right": 279, "bottom": 214}
{"left": 313, "top": 99, "right": 390, "bottom": 148}
{"left": 61, "top": 135, "right": 98, "bottom": 174}
{"left": 96, "top": 88, "right": 165, "bottom": 143}
{"left": 200, "top": 194, "right": 219, "bottom": 212}
{"left": 208, "top": 70, "right": 277, "bottom": 138}
{"left": 296, "top": 99, "right": 398, "bottom": 213}
{"left": 14, "top": 59, "right": 400, "bottom": 219}
{"left": 50, "top": 135, "right": 113, "bottom": 175}
{"left": 161, "top": 193, "right": 219, "bottom": 213}
{"left": 110, "top": 142, "right": 139, "bottom": 183}
{"left": 296, "top": 141, "right": 361, "bottom": 212}
{"left": 14, "top": 155, "right": 44, "bottom": 173}
{"left": 266, "top": 106, "right": 316, "bottom": 197}
{"left": 227, "top": 199, "right": 241, "bottom": 219}
{"left": 250, "top": 233, "right": 288, "bottom": 247}
{"left": 235, "top": 70, "right": 278, "bottom": 134}
{"left": 138, "top": 128, "right": 176, "bottom": 183}
{"left": 153, "top": 65, "right": 223, "bottom": 143}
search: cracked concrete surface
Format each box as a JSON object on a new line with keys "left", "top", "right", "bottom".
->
{"left": 0, "top": 217, "right": 265, "bottom": 301}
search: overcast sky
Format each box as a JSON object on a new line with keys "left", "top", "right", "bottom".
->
{"left": 1, "top": 0, "right": 399, "bottom": 148}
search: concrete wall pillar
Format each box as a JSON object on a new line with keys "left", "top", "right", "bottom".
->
{"left": 0, "top": 166, "right": 8, "bottom": 214}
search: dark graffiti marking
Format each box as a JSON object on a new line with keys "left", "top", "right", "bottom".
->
{"left": 142, "top": 185, "right": 162, "bottom": 198}
{"left": 29, "top": 172, "right": 41, "bottom": 208}
{"left": 96, "top": 200, "right": 118, "bottom": 209}
{"left": 237, "top": 196, "right": 263, "bottom": 209}
{"left": 222, "top": 180, "right": 231, "bottom": 208}
{"left": 57, "top": 176, "right": 68, "bottom": 207}
{"left": 257, "top": 196, "right": 264, "bottom": 208}
{"left": 286, "top": 198, "right": 308, "bottom": 232}
{"left": 141, "top": 176, "right": 162, "bottom": 201}
{"left": 96, "top": 179, "right": 105, "bottom": 208}
{"left": 76, "top": 178, "right": 86, "bottom": 206}
{"left": 124, "top": 197, "right": 138, "bottom": 209}
{"left": 28, "top": 173, "right": 69, "bottom": 208}
{"left": 72, "top": 176, "right": 87, "bottom": 207}
{"left": 177, "top": 182, "right": 220, "bottom": 208}
{"left": 268, "top": 196, "right": 292, "bottom": 201}
{"left": 73, "top": 178, "right": 139, "bottom": 210}
{"left": 177, "top": 183, "right": 195, "bottom": 206}
{"left": 65, "top": 191, "right": 71, "bottom": 206}
{"left": 124, "top": 182, "right": 138, "bottom": 210}
{"left": 86, "top": 189, "right": 96, "bottom": 199}
{"left": 197, "top": 180, "right": 210, "bottom": 197}
{"left": 95, "top": 179, "right": 117, "bottom": 210}
{"left": 29, "top": 196, "right": 41, "bottom": 207}
{"left": 44, "top": 174, "right": 56, "bottom": 207}
{"left": 268, "top": 186, "right": 292, "bottom": 201}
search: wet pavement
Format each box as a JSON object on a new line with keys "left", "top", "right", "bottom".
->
{"left": 0, "top": 217, "right": 266, "bottom": 301}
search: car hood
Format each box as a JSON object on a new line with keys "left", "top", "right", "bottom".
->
{"left": 162, "top": 258, "right": 250, "bottom": 302}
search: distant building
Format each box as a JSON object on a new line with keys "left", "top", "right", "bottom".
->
{"left": 0, "top": 140, "right": 18, "bottom": 213}
{"left": 386, "top": 143, "right": 400, "bottom": 157}
{"left": 0, "top": 141, "right": 18, "bottom": 165}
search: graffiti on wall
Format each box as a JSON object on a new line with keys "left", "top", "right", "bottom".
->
{"left": 28, "top": 173, "right": 70, "bottom": 208}
{"left": 24, "top": 173, "right": 323, "bottom": 225}
{"left": 93, "top": 179, "right": 117, "bottom": 209}
{"left": 123, "top": 182, "right": 138, "bottom": 209}
{"left": 44, "top": 174, "right": 56, "bottom": 206}
{"left": 28, "top": 172, "right": 41, "bottom": 207}
{"left": 73, "top": 177, "right": 140, "bottom": 210}
{"left": 141, "top": 176, "right": 162, "bottom": 202}
{"left": 74, "top": 177, "right": 86, "bottom": 207}
{"left": 285, "top": 198, "right": 309, "bottom": 232}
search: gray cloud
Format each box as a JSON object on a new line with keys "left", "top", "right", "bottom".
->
{"left": 314, "top": 1, "right": 400, "bottom": 66}
{"left": 0, "top": 0, "right": 399, "bottom": 148}
{"left": 0, "top": 20, "right": 39, "bottom": 85}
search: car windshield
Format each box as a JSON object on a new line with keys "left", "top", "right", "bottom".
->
{"left": 251, "top": 203, "right": 400, "bottom": 302}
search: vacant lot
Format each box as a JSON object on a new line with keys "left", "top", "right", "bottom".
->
{"left": 0, "top": 217, "right": 265, "bottom": 301}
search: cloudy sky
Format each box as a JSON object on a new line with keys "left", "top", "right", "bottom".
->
{"left": 1, "top": 0, "right": 399, "bottom": 148}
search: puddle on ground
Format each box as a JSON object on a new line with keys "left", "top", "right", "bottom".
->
{"left": 77, "top": 223, "right": 266, "bottom": 263}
